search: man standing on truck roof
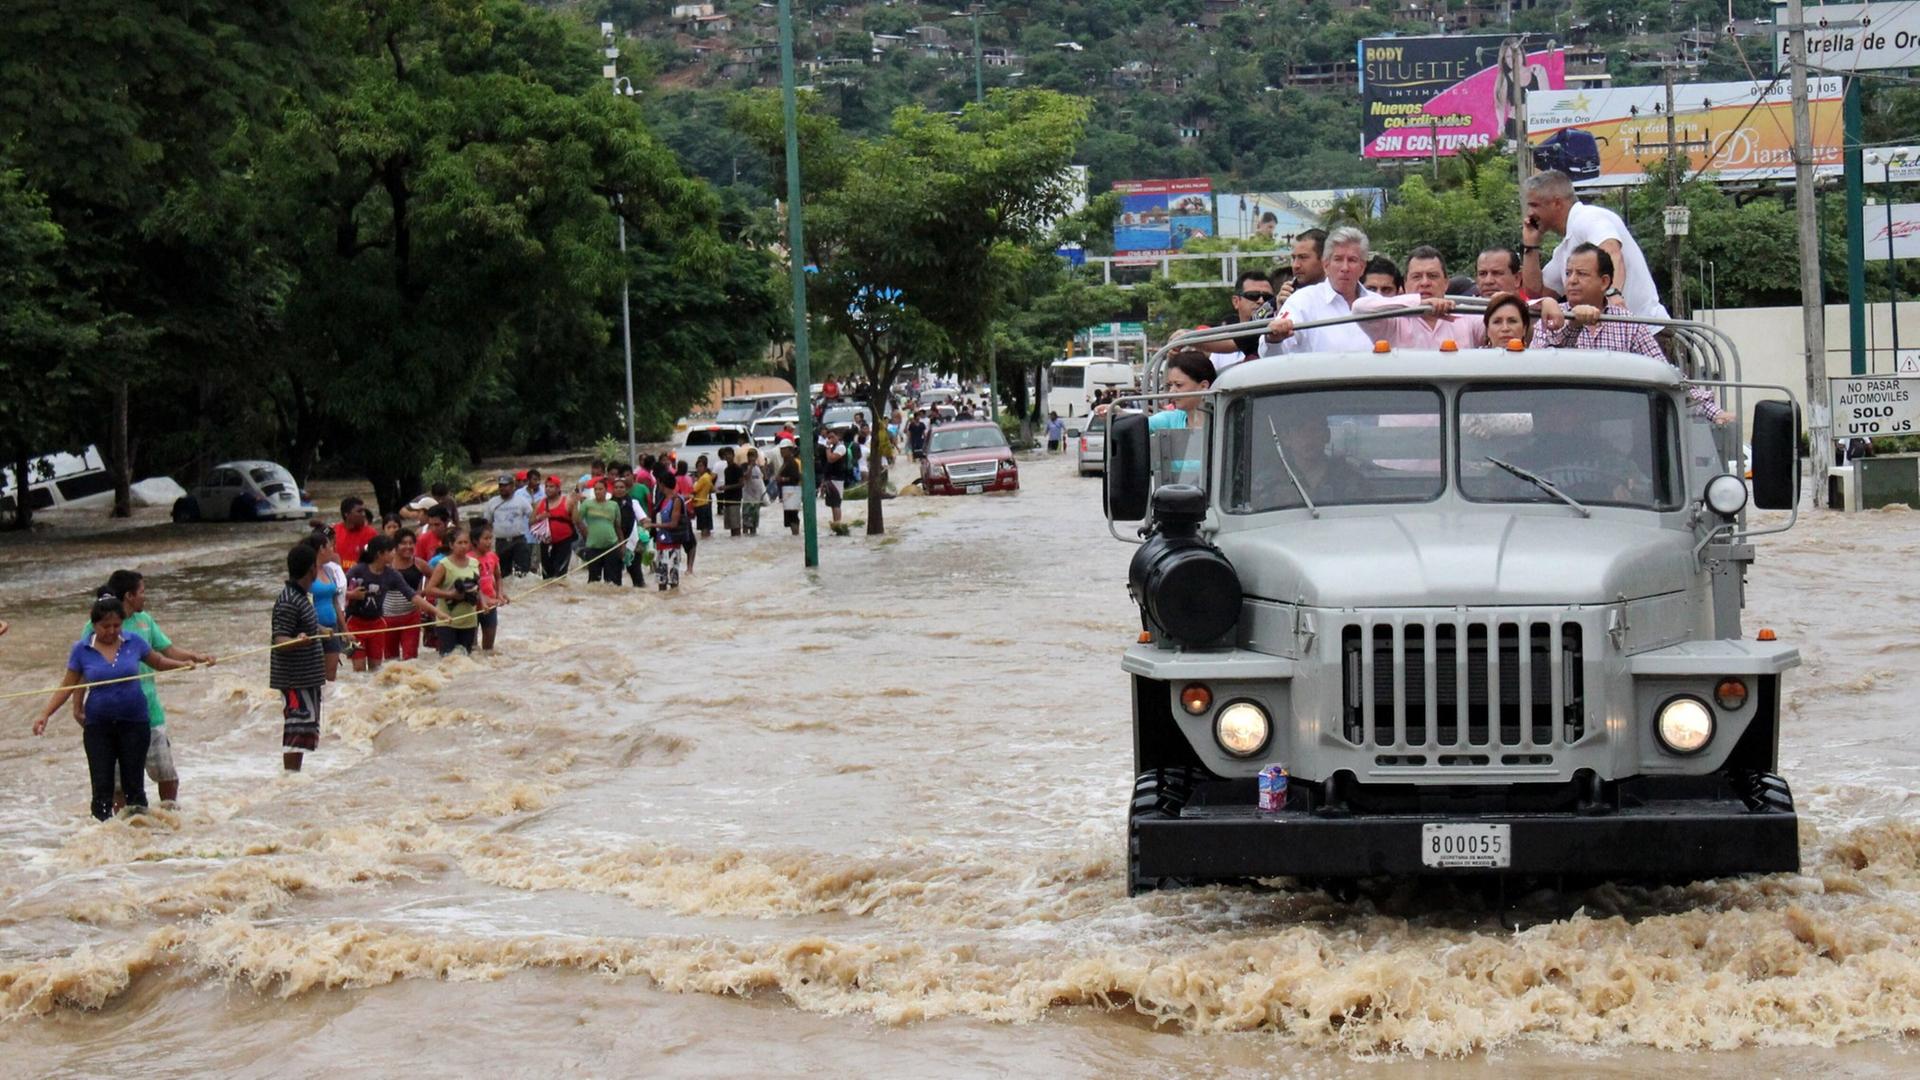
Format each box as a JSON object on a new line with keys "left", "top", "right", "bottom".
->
{"left": 1520, "top": 170, "right": 1667, "bottom": 319}
{"left": 1258, "top": 226, "right": 1380, "bottom": 356}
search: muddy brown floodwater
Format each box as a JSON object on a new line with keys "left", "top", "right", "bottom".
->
{"left": 2, "top": 457, "right": 1919, "bottom": 1077}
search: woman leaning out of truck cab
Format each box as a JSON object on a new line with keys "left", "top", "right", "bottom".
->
{"left": 1148, "top": 350, "right": 1217, "bottom": 430}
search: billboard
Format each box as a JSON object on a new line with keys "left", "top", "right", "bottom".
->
{"left": 1862, "top": 202, "right": 1920, "bottom": 262}
{"left": 1525, "top": 78, "right": 1845, "bottom": 186}
{"left": 1112, "top": 178, "right": 1213, "bottom": 256}
{"left": 1216, "top": 189, "right": 1387, "bottom": 242}
{"left": 1359, "top": 35, "right": 1566, "bottom": 159}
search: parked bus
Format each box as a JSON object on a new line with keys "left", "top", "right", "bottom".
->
{"left": 1048, "top": 356, "right": 1136, "bottom": 435}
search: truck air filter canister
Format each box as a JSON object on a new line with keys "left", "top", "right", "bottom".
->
{"left": 1128, "top": 485, "right": 1240, "bottom": 645}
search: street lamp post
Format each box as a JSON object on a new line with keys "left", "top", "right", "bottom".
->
{"left": 778, "top": 0, "right": 820, "bottom": 567}
{"left": 951, "top": 6, "right": 1000, "bottom": 422}
{"left": 603, "top": 23, "right": 641, "bottom": 470}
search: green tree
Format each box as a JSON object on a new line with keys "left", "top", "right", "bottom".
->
{"left": 738, "top": 88, "right": 1091, "bottom": 533}
{"left": 254, "top": 0, "right": 772, "bottom": 510}
{"left": 0, "top": 168, "right": 112, "bottom": 529}
{"left": 1, "top": 1, "right": 319, "bottom": 516}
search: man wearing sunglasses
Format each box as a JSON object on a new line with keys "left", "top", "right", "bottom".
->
{"left": 1195, "top": 270, "right": 1278, "bottom": 374}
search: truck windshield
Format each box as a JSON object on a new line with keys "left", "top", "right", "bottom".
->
{"left": 1227, "top": 387, "right": 1446, "bottom": 512}
{"left": 1458, "top": 385, "right": 1681, "bottom": 510}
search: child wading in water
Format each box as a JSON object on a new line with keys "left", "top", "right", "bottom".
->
{"left": 424, "top": 528, "right": 485, "bottom": 655}
{"left": 472, "top": 522, "right": 510, "bottom": 652}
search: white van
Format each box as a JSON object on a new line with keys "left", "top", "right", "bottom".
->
{"left": 1048, "top": 356, "right": 1136, "bottom": 435}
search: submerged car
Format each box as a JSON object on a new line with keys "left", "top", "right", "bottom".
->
{"left": 173, "top": 461, "right": 316, "bottom": 522}
{"left": 1106, "top": 319, "right": 1801, "bottom": 895}
{"left": 920, "top": 421, "right": 1018, "bottom": 495}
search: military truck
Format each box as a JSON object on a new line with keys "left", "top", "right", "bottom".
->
{"left": 1105, "top": 309, "right": 1802, "bottom": 895}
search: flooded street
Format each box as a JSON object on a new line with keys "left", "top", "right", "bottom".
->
{"left": 3, "top": 457, "right": 1920, "bottom": 1076}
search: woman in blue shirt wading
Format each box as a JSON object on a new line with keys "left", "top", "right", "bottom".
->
{"left": 34, "top": 594, "right": 198, "bottom": 820}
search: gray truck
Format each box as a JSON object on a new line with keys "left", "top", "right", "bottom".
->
{"left": 1105, "top": 311, "right": 1802, "bottom": 895}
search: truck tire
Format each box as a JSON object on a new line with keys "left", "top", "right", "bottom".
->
{"left": 1728, "top": 770, "right": 1794, "bottom": 814}
{"left": 1127, "top": 768, "right": 1199, "bottom": 896}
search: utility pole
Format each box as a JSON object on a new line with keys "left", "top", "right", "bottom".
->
{"left": 1788, "top": 0, "right": 1832, "bottom": 486}
{"left": 952, "top": 5, "right": 1000, "bottom": 422}
{"left": 602, "top": 23, "right": 640, "bottom": 470}
{"left": 1629, "top": 54, "right": 1709, "bottom": 319}
{"left": 1664, "top": 65, "right": 1684, "bottom": 318}
{"left": 778, "top": 0, "right": 820, "bottom": 567}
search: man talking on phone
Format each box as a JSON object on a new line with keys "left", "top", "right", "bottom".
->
{"left": 1519, "top": 170, "right": 1667, "bottom": 320}
{"left": 1273, "top": 227, "right": 1327, "bottom": 307}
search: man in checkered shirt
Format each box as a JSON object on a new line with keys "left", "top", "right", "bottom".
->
{"left": 1537, "top": 243, "right": 1729, "bottom": 424}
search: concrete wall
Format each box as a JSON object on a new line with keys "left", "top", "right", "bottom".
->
{"left": 1694, "top": 301, "right": 1920, "bottom": 428}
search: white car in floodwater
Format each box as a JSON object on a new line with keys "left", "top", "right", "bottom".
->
{"left": 172, "top": 461, "right": 316, "bottom": 522}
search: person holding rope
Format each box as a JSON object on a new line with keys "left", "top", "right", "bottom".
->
{"left": 85, "top": 570, "right": 214, "bottom": 807}
{"left": 35, "top": 592, "right": 201, "bottom": 819}
{"left": 273, "top": 542, "right": 327, "bottom": 772}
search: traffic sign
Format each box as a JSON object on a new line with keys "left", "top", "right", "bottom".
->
{"left": 1899, "top": 351, "right": 1920, "bottom": 373}
{"left": 1829, "top": 375, "right": 1920, "bottom": 438}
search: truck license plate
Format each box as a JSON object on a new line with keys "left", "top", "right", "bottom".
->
{"left": 1421, "top": 823, "right": 1511, "bottom": 868}
{"left": 965, "top": 484, "right": 983, "bottom": 494}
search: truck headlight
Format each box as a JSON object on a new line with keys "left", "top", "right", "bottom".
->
{"left": 1655, "top": 696, "right": 1715, "bottom": 755}
{"left": 1214, "top": 702, "right": 1270, "bottom": 757}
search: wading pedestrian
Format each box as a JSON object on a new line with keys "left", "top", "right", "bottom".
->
{"left": 271, "top": 543, "right": 327, "bottom": 773}
{"left": 36, "top": 593, "right": 198, "bottom": 819}
{"left": 86, "top": 570, "right": 213, "bottom": 807}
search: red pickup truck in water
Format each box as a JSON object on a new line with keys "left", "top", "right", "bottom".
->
{"left": 919, "top": 421, "right": 1019, "bottom": 495}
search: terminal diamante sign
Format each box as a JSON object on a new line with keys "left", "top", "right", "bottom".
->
{"left": 1830, "top": 376, "right": 1920, "bottom": 438}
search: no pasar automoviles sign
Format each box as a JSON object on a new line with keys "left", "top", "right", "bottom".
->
{"left": 1830, "top": 376, "right": 1920, "bottom": 438}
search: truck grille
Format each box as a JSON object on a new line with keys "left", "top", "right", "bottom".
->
{"left": 944, "top": 460, "right": 999, "bottom": 482}
{"left": 1339, "top": 617, "right": 1585, "bottom": 758}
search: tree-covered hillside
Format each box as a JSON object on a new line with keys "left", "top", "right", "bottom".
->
{"left": 582, "top": 0, "right": 1785, "bottom": 195}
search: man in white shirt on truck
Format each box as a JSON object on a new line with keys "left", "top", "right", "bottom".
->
{"left": 1258, "top": 225, "right": 1380, "bottom": 357}
{"left": 1520, "top": 169, "right": 1668, "bottom": 320}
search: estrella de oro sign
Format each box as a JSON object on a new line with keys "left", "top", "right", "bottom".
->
{"left": 1358, "top": 34, "right": 1566, "bottom": 160}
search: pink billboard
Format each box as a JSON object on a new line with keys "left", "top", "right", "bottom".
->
{"left": 1359, "top": 35, "right": 1567, "bottom": 160}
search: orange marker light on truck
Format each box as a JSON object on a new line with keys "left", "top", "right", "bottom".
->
{"left": 1714, "top": 678, "right": 1748, "bottom": 710}
{"left": 1373, "top": 339, "right": 1391, "bottom": 353}
{"left": 1439, "top": 339, "right": 1458, "bottom": 352}
{"left": 1757, "top": 628, "right": 1777, "bottom": 641}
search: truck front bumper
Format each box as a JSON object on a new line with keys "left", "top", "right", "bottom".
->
{"left": 1133, "top": 781, "right": 1799, "bottom": 880}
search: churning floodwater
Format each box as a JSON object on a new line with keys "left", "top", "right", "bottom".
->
{"left": 3, "top": 457, "right": 1920, "bottom": 1077}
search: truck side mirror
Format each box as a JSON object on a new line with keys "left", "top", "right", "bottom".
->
{"left": 1750, "top": 399, "right": 1799, "bottom": 510}
{"left": 1105, "top": 411, "right": 1151, "bottom": 521}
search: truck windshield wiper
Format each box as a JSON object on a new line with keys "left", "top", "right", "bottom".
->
{"left": 1268, "top": 416, "right": 1319, "bottom": 518}
{"left": 1484, "top": 456, "right": 1590, "bottom": 518}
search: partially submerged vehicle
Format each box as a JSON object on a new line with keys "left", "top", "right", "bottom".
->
{"left": 1106, "top": 306, "right": 1802, "bottom": 894}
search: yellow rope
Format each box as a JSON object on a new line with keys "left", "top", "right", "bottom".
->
{"left": 3, "top": 543, "right": 635, "bottom": 705}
